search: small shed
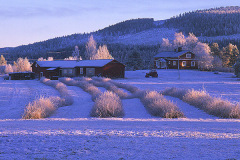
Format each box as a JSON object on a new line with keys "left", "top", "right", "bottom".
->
{"left": 9, "top": 72, "right": 35, "bottom": 80}
{"left": 32, "top": 59, "right": 125, "bottom": 79}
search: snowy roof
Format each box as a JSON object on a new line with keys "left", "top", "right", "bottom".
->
{"left": 36, "top": 59, "right": 114, "bottom": 68}
{"left": 154, "top": 50, "right": 192, "bottom": 58}
{"left": 46, "top": 68, "right": 57, "bottom": 71}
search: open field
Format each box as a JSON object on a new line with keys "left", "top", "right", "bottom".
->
{"left": 0, "top": 70, "right": 240, "bottom": 159}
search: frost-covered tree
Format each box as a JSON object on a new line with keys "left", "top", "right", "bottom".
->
{"left": 222, "top": 43, "right": 239, "bottom": 67}
{"left": 14, "top": 57, "right": 31, "bottom": 72}
{"left": 161, "top": 38, "right": 172, "bottom": 51}
{"left": 64, "top": 56, "right": 82, "bottom": 60}
{"left": 0, "top": 55, "right": 7, "bottom": 66}
{"left": 47, "top": 57, "right": 54, "bottom": 61}
{"left": 173, "top": 32, "right": 186, "bottom": 48}
{"left": 5, "top": 64, "right": 13, "bottom": 73}
{"left": 211, "top": 43, "right": 222, "bottom": 58}
{"left": 38, "top": 57, "right": 45, "bottom": 61}
{"left": 185, "top": 33, "right": 198, "bottom": 51}
{"left": 193, "top": 42, "right": 213, "bottom": 70}
{"left": 85, "top": 35, "right": 97, "bottom": 60}
{"left": 93, "top": 45, "right": 114, "bottom": 59}
{"left": 212, "top": 56, "right": 223, "bottom": 68}
{"left": 72, "top": 46, "right": 80, "bottom": 57}
{"left": 38, "top": 57, "right": 54, "bottom": 61}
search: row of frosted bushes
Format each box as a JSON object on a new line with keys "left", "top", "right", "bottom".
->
{"left": 22, "top": 78, "right": 73, "bottom": 119}
{"left": 162, "top": 87, "right": 240, "bottom": 118}
{"left": 59, "top": 77, "right": 124, "bottom": 118}
{"left": 89, "top": 77, "right": 134, "bottom": 99}
{"left": 83, "top": 77, "right": 185, "bottom": 118}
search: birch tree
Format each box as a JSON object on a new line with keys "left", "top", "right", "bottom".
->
{"left": 85, "top": 35, "right": 97, "bottom": 60}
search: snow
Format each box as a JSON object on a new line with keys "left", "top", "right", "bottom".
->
{"left": 0, "top": 79, "right": 59, "bottom": 119}
{"left": 0, "top": 70, "right": 240, "bottom": 159}
{"left": 112, "top": 28, "right": 177, "bottom": 45}
{"left": 36, "top": 59, "right": 113, "bottom": 68}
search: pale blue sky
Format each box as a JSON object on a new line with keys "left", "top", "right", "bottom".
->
{"left": 0, "top": 0, "right": 240, "bottom": 48}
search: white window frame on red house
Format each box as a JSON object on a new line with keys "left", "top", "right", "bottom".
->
{"left": 80, "top": 68, "right": 83, "bottom": 74}
{"left": 182, "top": 61, "right": 186, "bottom": 67}
{"left": 173, "top": 61, "right": 176, "bottom": 66}
{"left": 186, "top": 53, "right": 191, "bottom": 58}
{"left": 191, "top": 61, "right": 195, "bottom": 67}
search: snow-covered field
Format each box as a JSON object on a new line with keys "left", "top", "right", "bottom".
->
{"left": 0, "top": 70, "right": 240, "bottom": 159}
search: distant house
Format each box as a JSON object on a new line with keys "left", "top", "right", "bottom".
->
{"left": 154, "top": 48, "right": 198, "bottom": 69}
{"left": 32, "top": 59, "right": 125, "bottom": 79}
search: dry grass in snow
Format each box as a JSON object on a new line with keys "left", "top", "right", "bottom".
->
{"left": 90, "top": 91, "right": 124, "bottom": 118}
{"left": 40, "top": 77, "right": 73, "bottom": 106}
{"left": 161, "top": 87, "right": 188, "bottom": 100}
{"left": 140, "top": 91, "right": 185, "bottom": 118}
{"left": 22, "top": 96, "right": 64, "bottom": 119}
{"left": 90, "top": 77, "right": 129, "bottom": 99}
{"left": 162, "top": 87, "right": 240, "bottom": 119}
{"left": 183, "top": 89, "right": 240, "bottom": 118}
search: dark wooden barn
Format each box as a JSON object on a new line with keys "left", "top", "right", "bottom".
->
{"left": 32, "top": 59, "right": 125, "bottom": 79}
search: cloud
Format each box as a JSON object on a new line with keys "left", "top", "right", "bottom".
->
{"left": 0, "top": 1, "right": 102, "bottom": 19}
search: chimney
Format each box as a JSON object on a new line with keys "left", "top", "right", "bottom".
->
{"left": 178, "top": 47, "right": 182, "bottom": 52}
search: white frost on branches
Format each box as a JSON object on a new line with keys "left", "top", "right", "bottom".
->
{"left": 85, "top": 35, "right": 97, "bottom": 60}
{"left": 193, "top": 42, "right": 213, "bottom": 70}
{"left": 85, "top": 35, "right": 113, "bottom": 60}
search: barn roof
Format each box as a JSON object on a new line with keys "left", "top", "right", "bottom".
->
{"left": 154, "top": 50, "right": 193, "bottom": 58}
{"left": 36, "top": 59, "right": 115, "bottom": 68}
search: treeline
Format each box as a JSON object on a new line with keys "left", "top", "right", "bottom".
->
{"left": 163, "top": 6, "right": 240, "bottom": 37}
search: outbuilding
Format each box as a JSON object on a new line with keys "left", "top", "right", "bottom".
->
{"left": 8, "top": 72, "right": 35, "bottom": 80}
{"left": 32, "top": 59, "right": 125, "bottom": 79}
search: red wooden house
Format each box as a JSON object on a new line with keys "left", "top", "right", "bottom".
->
{"left": 32, "top": 59, "right": 125, "bottom": 79}
{"left": 154, "top": 48, "right": 198, "bottom": 69}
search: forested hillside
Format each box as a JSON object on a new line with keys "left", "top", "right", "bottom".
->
{"left": 162, "top": 6, "right": 240, "bottom": 37}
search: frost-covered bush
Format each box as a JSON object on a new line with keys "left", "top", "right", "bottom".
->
{"left": 112, "top": 81, "right": 140, "bottom": 94}
{"left": 140, "top": 91, "right": 185, "bottom": 118}
{"left": 40, "top": 77, "right": 73, "bottom": 106}
{"left": 59, "top": 77, "right": 78, "bottom": 86}
{"left": 162, "top": 87, "right": 188, "bottom": 100}
{"left": 90, "top": 91, "right": 124, "bottom": 118}
{"left": 182, "top": 89, "right": 240, "bottom": 118}
{"left": 183, "top": 89, "right": 212, "bottom": 109}
{"left": 22, "top": 96, "right": 63, "bottom": 119}
{"left": 90, "top": 79, "right": 129, "bottom": 99}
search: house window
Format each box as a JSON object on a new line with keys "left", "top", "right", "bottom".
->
{"left": 191, "top": 61, "right": 195, "bottom": 67}
{"left": 63, "top": 69, "right": 68, "bottom": 74}
{"left": 186, "top": 54, "right": 191, "bottom": 58}
{"left": 173, "top": 61, "right": 176, "bottom": 66}
{"left": 35, "top": 63, "right": 38, "bottom": 68}
{"left": 68, "top": 69, "right": 73, "bottom": 74}
{"left": 80, "top": 68, "right": 83, "bottom": 74}
{"left": 168, "top": 61, "right": 171, "bottom": 65}
{"left": 182, "top": 61, "right": 186, "bottom": 67}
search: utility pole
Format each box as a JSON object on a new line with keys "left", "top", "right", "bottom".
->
{"left": 178, "top": 56, "right": 180, "bottom": 80}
